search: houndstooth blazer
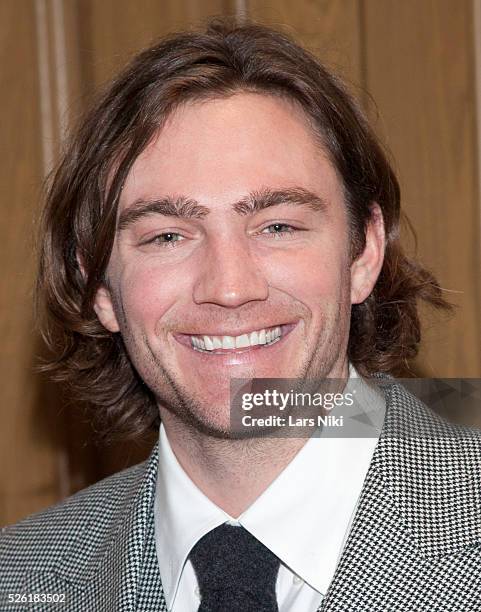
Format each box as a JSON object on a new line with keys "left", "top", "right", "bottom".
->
{"left": 1, "top": 380, "right": 481, "bottom": 611}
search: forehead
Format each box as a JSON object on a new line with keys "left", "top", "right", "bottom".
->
{"left": 119, "top": 92, "right": 344, "bottom": 212}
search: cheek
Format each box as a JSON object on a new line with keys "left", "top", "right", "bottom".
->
{"left": 112, "top": 259, "right": 190, "bottom": 331}
{"left": 263, "top": 242, "right": 350, "bottom": 302}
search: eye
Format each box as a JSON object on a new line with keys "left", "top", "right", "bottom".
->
{"left": 142, "top": 232, "right": 184, "bottom": 247}
{"left": 261, "top": 223, "right": 298, "bottom": 238}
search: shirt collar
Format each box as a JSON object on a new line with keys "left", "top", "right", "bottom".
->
{"left": 154, "top": 366, "right": 386, "bottom": 606}
{"left": 154, "top": 425, "right": 230, "bottom": 608}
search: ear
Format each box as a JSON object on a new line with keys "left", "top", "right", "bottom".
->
{"left": 350, "top": 203, "right": 386, "bottom": 305}
{"left": 93, "top": 284, "right": 120, "bottom": 333}
{"left": 77, "top": 250, "right": 120, "bottom": 333}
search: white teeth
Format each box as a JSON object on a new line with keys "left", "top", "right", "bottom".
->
{"left": 189, "top": 325, "right": 284, "bottom": 351}
{"left": 271, "top": 327, "right": 281, "bottom": 344}
{"left": 235, "top": 334, "right": 250, "bottom": 348}
{"left": 212, "top": 337, "right": 223, "bottom": 349}
{"left": 222, "top": 336, "right": 236, "bottom": 349}
{"left": 191, "top": 336, "right": 205, "bottom": 350}
{"left": 203, "top": 336, "right": 214, "bottom": 351}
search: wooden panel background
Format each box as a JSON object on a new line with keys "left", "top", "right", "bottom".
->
{"left": 364, "top": 0, "right": 481, "bottom": 377}
{"left": 0, "top": 0, "right": 65, "bottom": 526}
{"left": 1, "top": 0, "right": 480, "bottom": 525}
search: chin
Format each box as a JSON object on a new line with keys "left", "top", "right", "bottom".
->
{"left": 175, "top": 409, "right": 248, "bottom": 440}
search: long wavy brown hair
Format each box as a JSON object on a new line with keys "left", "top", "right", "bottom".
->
{"left": 36, "top": 18, "right": 452, "bottom": 439}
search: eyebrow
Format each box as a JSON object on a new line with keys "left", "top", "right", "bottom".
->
{"left": 117, "top": 187, "right": 327, "bottom": 232}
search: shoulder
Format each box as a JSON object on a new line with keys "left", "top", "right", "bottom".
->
{"left": 0, "top": 458, "right": 148, "bottom": 589}
{"left": 381, "top": 378, "right": 481, "bottom": 458}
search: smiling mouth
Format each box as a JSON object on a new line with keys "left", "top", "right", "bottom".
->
{"left": 175, "top": 322, "right": 298, "bottom": 355}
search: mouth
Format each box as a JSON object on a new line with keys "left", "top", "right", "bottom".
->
{"left": 174, "top": 322, "right": 298, "bottom": 355}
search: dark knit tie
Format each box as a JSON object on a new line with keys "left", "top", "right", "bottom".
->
{"left": 189, "top": 523, "right": 281, "bottom": 612}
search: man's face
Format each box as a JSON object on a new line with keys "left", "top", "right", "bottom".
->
{"left": 95, "top": 92, "right": 382, "bottom": 435}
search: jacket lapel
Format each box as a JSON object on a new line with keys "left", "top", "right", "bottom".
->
{"left": 320, "top": 379, "right": 481, "bottom": 611}
{"left": 22, "top": 443, "right": 167, "bottom": 612}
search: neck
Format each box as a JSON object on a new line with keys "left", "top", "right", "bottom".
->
{"left": 160, "top": 358, "right": 349, "bottom": 517}
{"left": 161, "top": 416, "right": 308, "bottom": 517}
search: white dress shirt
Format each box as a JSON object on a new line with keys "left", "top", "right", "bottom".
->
{"left": 154, "top": 369, "right": 386, "bottom": 611}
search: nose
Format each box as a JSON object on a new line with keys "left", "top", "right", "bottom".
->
{"left": 193, "top": 235, "right": 269, "bottom": 308}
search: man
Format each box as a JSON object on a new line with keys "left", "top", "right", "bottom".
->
{"left": 1, "top": 18, "right": 480, "bottom": 612}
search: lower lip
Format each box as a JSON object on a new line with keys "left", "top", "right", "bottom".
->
{"left": 173, "top": 322, "right": 298, "bottom": 357}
